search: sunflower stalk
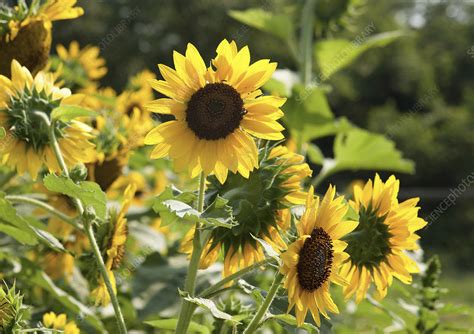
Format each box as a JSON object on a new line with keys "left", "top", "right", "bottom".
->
{"left": 297, "top": 0, "right": 317, "bottom": 153}
{"left": 35, "top": 111, "right": 128, "bottom": 334}
{"left": 175, "top": 172, "right": 207, "bottom": 334}
{"left": 243, "top": 272, "right": 284, "bottom": 334}
{"left": 199, "top": 258, "right": 276, "bottom": 298}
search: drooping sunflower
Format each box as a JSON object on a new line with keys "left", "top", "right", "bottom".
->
{"left": 91, "top": 183, "right": 136, "bottom": 306}
{"left": 48, "top": 41, "right": 107, "bottom": 91}
{"left": 181, "top": 144, "right": 312, "bottom": 277}
{"left": 280, "top": 186, "right": 358, "bottom": 326}
{"left": 340, "top": 174, "right": 427, "bottom": 302}
{"left": 43, "top": 311, "right": 80, "bottom": 334}
{"left": 0, "top": 60, "right": 95, "bottom": 180}
{"left": 0, "top": 0, "right": 83, "bottom": 76}
{"left": 144, "top": 39, "right": 285, "bottom": 183}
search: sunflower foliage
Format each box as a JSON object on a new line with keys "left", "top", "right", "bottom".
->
{"left": 0, "top": 0, "right": 472, "bottom": 333}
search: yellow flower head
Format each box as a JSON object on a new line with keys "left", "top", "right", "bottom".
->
{"left": 92, "top": 183, "right": 136, "bottom": 306}
{"left": 341, "top": 174, "right": 427, "bottom": 302}
{"left": 0, "top": 60, "right": 95, "bottom": 179}
{"left": 0, "top": 0, "right": 83, "bottom": 76}
{"left": 280, "top": 186, "right": 358, "bottom": 326}
{"left": 181, "top": 143, "right": 311, "bottom": 277}
{"left": 43, "top": 311, "right": 79, "bottom": 333}
{"left": 49, "top": 41, "right": 107, "bottom": 90}
{"left": 145, "top": 39, "right": 286, "bottom": 183}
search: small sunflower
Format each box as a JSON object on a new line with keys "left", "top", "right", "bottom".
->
{"left": 43, "top": 311, "right": 80, "bottom": 334}
{"left": 280, "top": 186, "right": 358, "bottom": 326}
{"left": 0, "top": 60, "right": 95, "bottom": 180}
{"left": 181, "top": 144, "right": 311, "bottom": 277}
{"left": 48, "top": 41, "right": 107, "bottom": 90}
{"left": 127, "top": 69, "right": 156, "bottom": 92}
{"left": 144, "top": 39, "right": 285, "bottom": 183}
{"left": 91, "top": 183, "right": 136, "bottom": 306}
{"left": 341, "top": 174, "right": 427, "bottom": 302}
{"left": 0, "top": 0, "right": 83, "bottom": 76}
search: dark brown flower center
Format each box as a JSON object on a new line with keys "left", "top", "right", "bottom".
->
{"left": 185, "top": 83, "right": 245, "bottom": 140}
{"left": 297, "top": 227, "right": 334, "bottom": 291}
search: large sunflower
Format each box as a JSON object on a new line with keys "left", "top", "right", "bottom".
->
{"left": 280, "top": 186, "right": 358, "bottom": 326}
{"left": 340, "top": 174, "right": 427, "bottom": 302}
{"left": 92, "top": 183, "right": 136, "bottom": 306}
{"left": 0, "top": 0, "right": 83, "bottom": 76}
{"left": 0, "top": 60, "right": 95, "bottom": 179}
{"left": 144, "top": 39, "right": 285, "bottom": 183}
{"left": 181, "top": 144, "right": 311, "bottom": 277}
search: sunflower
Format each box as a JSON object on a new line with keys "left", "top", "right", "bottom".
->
{"left": 92, "top": 183, "right": 136, "bottom": 306}
{"left": 144, "top": 39, "right": 285, "bottom": 183}
{"left": 127, "top": 69, "right": 156, "bottom": 93}
{"left": 280, "top": 186, "right": 358, "bottom": 326}
{"left": 48, "top": 41, "right": 107, "bottom": 90}
{"left": 43, "top": 311, "right": 80, "bottom": 334}
{"left": 340, "top": 174, "right": 427, "bottom": 302}
{"left": 181, "top": 143, "right": 311, "bottom": 277}
{"left": 0, "top": 60, "right": 95, "bottom": 180}
{"left": 0, "top": 0, "right": 83, "bottom": 76}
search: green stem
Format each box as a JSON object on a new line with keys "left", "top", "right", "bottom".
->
{"left": 243, "top": 272, "right": 284, "bottom": 334}
{"left": 199, "top": 259, "right": 275, "bottom": 298}
{"left": 35, "top": 111, "right": 128, "bottom": 334}
{"left": 300, "top": 0, "right": 317, "bottom": 86}
{"left": 175, "top": 172, "right": 206, "bottom": 334}
{"left": 84, "top": 222, "right": 128, "bottom": 334}
{"left": 5, "top": 195, "right": 81, "bottom": 230}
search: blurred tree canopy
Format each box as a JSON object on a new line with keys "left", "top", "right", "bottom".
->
{"left": 52, "top": 0, "right": 473, "bottom": 270}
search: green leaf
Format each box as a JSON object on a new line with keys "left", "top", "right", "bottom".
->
{"left": 43, "top": 174, "right": 107, "bottom": 220}
{"left": 180, "top": 290, "right": 238, "bottom": 322}
{"left": 0, "top": 127, "right": 5, "bottom": 139}
{"left": 268, "top": 313, "right": 320, "bottom": 333}
{"left": 323, "top": 129, "right": 414, "bottom": 178}
{"left": 314, "top": 31, "right": 406, "bottom": 80}
{"left": 25, "top": 262, "right": 104, "bottom": 331}
{"left": 153, "top": 188, "right": 236, "bottom": 229}
{"left": 51, "top": 105, "right": 96, "bottom": 122}
{"left": 263, "top": 78, "right": 289, "bottom": 97}
{"left": 307, "top": 144, "right": 324, "bottom": 165}
{"left": 283, "top": 84, "right": 352, "bottom": 142}
{"left": 145, "top": 319, "right": 210, "bottom": 334}
{"left": 200, "top": 196, "right": 237, "bottom": 229}
{"left": 251, "top": 234, "right": 280, "bottom": 263}
{"left": 0, "top": 195, "right": 40, "bottom": 245}
{"left": 229, "top": 8, "right": 294, "bottom": 41}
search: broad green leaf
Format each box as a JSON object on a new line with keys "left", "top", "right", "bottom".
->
{"left": 321, "top": 129, "right": 415, "bottom": 179}
{"left": 307, "top": 144, "right": 324, "bottom": 165}
{"left": 0, "top": 195, "right": 41, "bottom": 246}
{"left": 229, "top": 8, "right": 294, "bottom": 41}
{"left": 51, "top": 105, "right": 96, "bottom": 121}
{"left": 25, "top": 263, "right": 104, "bottom": 331}
{"left": 0, "top": 127, "right": 5, "bottom": 139}
{"left": 283, "top": 84, "right": 351, "bottom": 142}
{"left": 201, "top": 196, "right": 237, "bottom": 229}
{"left": 268, "top": 313, "right": 319, "bottom": 333}
{"left": 145, "top": 319, "right": 210, "bottom": 334}
{"left": 0, "top": 223, "right": 37, "bottom": 245}
{"left": 263, "top": 78, "right": 289, "bottom": 97}
{"left": 152, "top": 186, "right": 197, "bottom": 226}
{"left": 180, "top": 290, "right": 238, "bottom": 322}
{"left": 314, "top": 31, "right": 406, "bottom": 80}
{"left": 153, "top": 188, "right": 236, "bottom": 229}
{"left": 251, "top": 234, "right": 280, "bottom": 263}
{"left": 43, "top": 174, "right": 107, "bottom": 220}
